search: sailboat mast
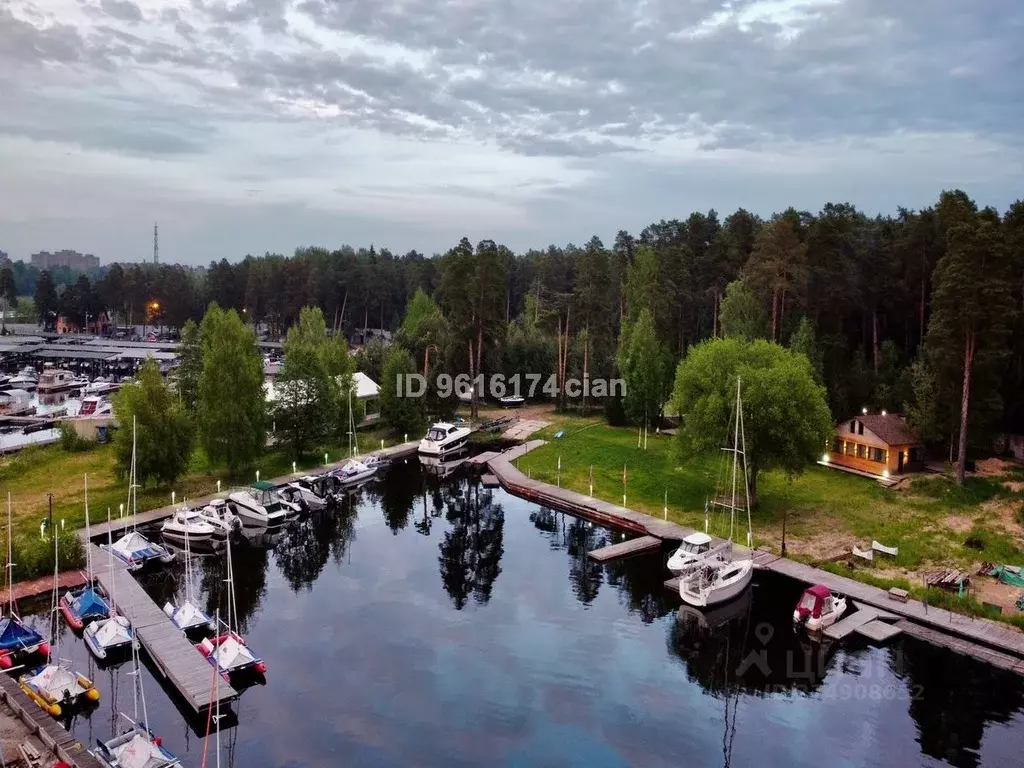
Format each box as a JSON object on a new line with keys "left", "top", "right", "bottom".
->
{"left": 729, "top": 376, "right": 741, "bottom": 542}
{"left": 107, "top": 507, "right": 116, "bottom": 606}
{"left": 84, "top": 473, "right": 91, "bottom": 579}
{"left": 51, "top": 520, "right": 59, "bottom": 656}
{"left": 739, "top": 385, "right": 753, "bottom": 548}
{"left": 7, "top": 494, "right": 13, "bottom": 616}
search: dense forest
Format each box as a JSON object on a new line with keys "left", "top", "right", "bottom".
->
{"left": 26, "top": 189, "right": 1024, "bottom": 464}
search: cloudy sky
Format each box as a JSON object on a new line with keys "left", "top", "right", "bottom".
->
{"left": 1, "top": 0, "right": 1021, "bottom": 265}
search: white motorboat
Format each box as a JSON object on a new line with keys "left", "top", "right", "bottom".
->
{"left": 36, "top": 368, "right": 81, "bottom": 404}
{"left": 228, "top": 482, "right": 293, "bottom": 527}
{"left": 0, "top": 389, "right": 34, "bottom": 416}
{"left": 279, "top": 476, "right": 330, "bottom": 511}
{"left": 83, "top": 377, "right": 122, "bottom": 397}
{"left": 329, "top": 460, "right": 377, "bottom": 488}
{"left": 363, "top": 453, "right": 391, "bottom": 473}
{"left": 678, "top": 377, "right": 754, "bottom": 609}
{"left": 793, "top": 585, "right": 848, "bottom": 633}
{"left": 499, "top": 395, "right": 524, "bottom": 407}
{"left": 6, "top": 367, "right": 37, "bottom": 392}
{"left": 160, "top": 507, "right": 216, "bottom": 544}
{"left": 197, "top": 499, "right": 241, "bottom": 537}
{"left": 418, "top": 422, "right": 471, "bottom": 457}
{"left": 77, "top": 395, "right": 113, "bottom": 417}
{"left": 667, "top": 532, "right": 734, "bottom": 576}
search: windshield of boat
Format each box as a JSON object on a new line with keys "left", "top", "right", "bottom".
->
{"left": 682, "top": 540, "right": 710, "bottom": 554}
{"left": 799, "top": 592, "right": 818, "bottom": 611}
{"left": 428, "top": 428, "right": 446, "bottom": 441}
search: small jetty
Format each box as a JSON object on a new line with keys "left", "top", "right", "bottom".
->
{"left": 89, "top": 544, "right": 238, "bottom": 714}
{"left": 487, "top": 444, "right": 1024, "bottom": 674}
{"left": 0, "top": 673, "right": 105, "bottom": 767}
{"left": 588, "top": 535, "right": 662, "bottom": 562}
{"left": 822, "top": 602, "right": 899, "bottom": 641}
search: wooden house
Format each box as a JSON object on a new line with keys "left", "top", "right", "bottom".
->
{"left": 827, "top": 413, "right": 925, "bottom": 477}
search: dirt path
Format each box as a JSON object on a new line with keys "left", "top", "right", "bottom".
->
{"left": 0, "top": 700, "right": 44, "bottom": 766}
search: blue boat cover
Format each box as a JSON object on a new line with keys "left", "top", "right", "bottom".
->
{"left": 71, "top": 587, "right": 110, "bottom": 620}
{"left": 0, "top": 616, "right": 43, "bottom": 651}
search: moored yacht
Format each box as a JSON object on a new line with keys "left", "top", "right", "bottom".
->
{"left": 228, "top": 482, "right": 294, "bottom": 527}
{"left": 418, "top": 422, "right": 471, "bottom": 457}
{"left": 328, "top": 460, "right": 376, "bottom": 488}
{"left": 77, "top": 395, "right": 113, "bottom": 417}
{"left": 197, "top": 499, "right": 242, "bottom": 537}
{"left": 667, "top": 532, "right": 734, "bottom": 577}
{"left": 160, "top": 507, "right": 217, "bottom": 544}
{"left": 279, "top": 476, "right": 330, "bottom": 511}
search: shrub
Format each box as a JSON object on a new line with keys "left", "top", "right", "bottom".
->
{"left": 59, "top": 422, "right": 90, "bottom": 453}
{"left": 12, "top": 527, "right": 85, "bottom": 580}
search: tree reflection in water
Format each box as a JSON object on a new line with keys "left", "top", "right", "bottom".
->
{"left": 274, "top": 508, "right": 339, "bottom": 591}
{"left": 438, "top": 480, "right": 505, "bottom": 609}
{"left": 198, "top": 538, "right": 268, "bottom": 635}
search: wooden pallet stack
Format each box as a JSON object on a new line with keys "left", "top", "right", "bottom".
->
{"left": 925, "top": 568, "right": 969, "bottom": 591}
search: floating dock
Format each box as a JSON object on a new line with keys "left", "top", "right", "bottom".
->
{"left": 588, "top": 535, "right": 663, "bottom": 562}
{"left": 0, "top": 673, "right": 105, "bottom": 767}
{"left": 487, "top": 446, "right": 1024, "bottom": 672}
{"left": 90, "top": 545, "right": 237, "bottom": 714}
{"left": 822, "top": 602, "right": 898, "bottom": 641}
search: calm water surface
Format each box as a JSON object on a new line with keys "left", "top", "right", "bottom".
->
{"left": 23, "top": 460, "right": 1024, "bottom": 767}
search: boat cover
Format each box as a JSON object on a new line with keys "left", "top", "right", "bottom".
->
{"left": 165, "top": 601, "right": 211, "bottom": 631}
{"left": 89, "top": 616, "right": 132, "bottom": 648}
{"left": 112, "top": 532, "right": 162, "bottom": 561}
{"left": 210, "top": 635, "right": 256, "bottom": 671}
{"left": 70, "top": 587, "right": 110, "bottom": 620}
{"left": 0, "top": 616, "right": 43, "bottom": 650}
{"left": 111, "top": 733, "right": 176, "bottom": 768}
{"left": 24, "top": 664, "right": 88, "bottom": 698}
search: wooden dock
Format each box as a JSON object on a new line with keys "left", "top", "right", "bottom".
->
{"left": 467, "top": 451, "right": 501, "bottom": 468}
{"left": 588, "top": 535, "right": 663, "bottom": 562}
{"left": 487, "top": 445, "right": 1024, "bottom": 671}
{"left": 0, "top": 672, "right": 106, "bottom": 768}
{"left": 823, "top": 602, "right": 898, "bottom": 641}
{"left": 89, "top": 545, "right": 237, "bottom": 714}
{"left": 895, "top": 620, "right": 1024, "bottom": 676}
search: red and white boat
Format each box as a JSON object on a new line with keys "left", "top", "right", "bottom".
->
{"left": 793, "top": 584, "right": 848, "bottom": 633}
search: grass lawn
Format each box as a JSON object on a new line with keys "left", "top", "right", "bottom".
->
{"left": 522, "top": 419, "right": 1024, "bottom": 578}
{"left": 0, "top": 426, "right": 405, "bottom": 544}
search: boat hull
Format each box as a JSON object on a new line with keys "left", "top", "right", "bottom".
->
{"left": 159, "top": 527, "right": 215, "bottom": 544}
{"left": 679, "top": 560, "right": 753, "bottom": 608}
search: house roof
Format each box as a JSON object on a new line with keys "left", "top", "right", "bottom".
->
{"left": 843, "top": 413, "right": 920, "bottom": 446}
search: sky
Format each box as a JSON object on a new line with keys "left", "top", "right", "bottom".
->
{"left": 0, "top": 0, "right": 1022, "bottom": 265}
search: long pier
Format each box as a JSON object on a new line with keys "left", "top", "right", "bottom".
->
{"left": 487, "top": 445, "right": 1024, "bottom": 673}
{"left": 89, "top": 544, "right": 237, "bottom": 714}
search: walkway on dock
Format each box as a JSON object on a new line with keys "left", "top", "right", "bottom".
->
{"left": 0, "top": 673, "right": 105, "bottom": 768}
{"left": 89, "top": 544, "right": 237, "bottom": 714}
{"left": 487, "top": 445, "right": 1024, "bottom": 669}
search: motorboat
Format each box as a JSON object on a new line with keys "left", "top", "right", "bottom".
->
{"left": 101, "top": 531, "right": 175, "bottom": 571}
{"left": 793, "top": 584, "right": 848, "bottom": 633}
{"left": 418, "top": 422, "right": 472, "bottom": 456}
{"left": 83, "top": 614, "right": 136, "bottom": 661}
{"left": 0, "top": 388, "right": 34, "bottom": 416}
{"left": 363, "top": 453, "right": 391, "bottom": 473}
{"left": 77, "top": 395, "right": 114, "bottom": 417}
{"left": 59, "top": 584, "right": 110, "bottom": 631}
{"left": 678, "top": 557, "right": 754, "bottom": 607}
{"left": 278, "top": 476, "right": 330, "bottom": 512}
{"left": 499, "top": 395, "right": 525, "bottom": 407}
{"left": 228, "top": 482, "right": 294, "bottom": 527}
{"left": 196, "top": 498, "right": 242, "bottom": 537}
{"left": 328, "top": 459, "right": 377, "bottom": 488}
{"left": 6, "top": 367, "right": 37, "bottom": 392}
{"left": 160, "top": 507, "right": 217, "bottom": 544}
{"left": 667, "top": 532, "right": 733, "bottom": 577}
{"left": 36, "top": 368, "right": 81, "bottom": 399}
{"left": 83, "top": 377, "right": 122, "bottom": 397}
{"left": 94, "top": 718, "right": 180, "bottom": 768}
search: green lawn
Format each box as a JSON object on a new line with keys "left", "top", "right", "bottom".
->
{"left": 521, "top": 420, "right": 1024, "bottom": 573}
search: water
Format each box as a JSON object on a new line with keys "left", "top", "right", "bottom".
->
{"left": 18, "top": 460, "right": 1024, "bottom": 767}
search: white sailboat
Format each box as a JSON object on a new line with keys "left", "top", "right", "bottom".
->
{"left": 84, "top": 507, "right": 137, "bottom": 661}
{"left": 678, "top": 377, "right": 754, "bottom": 608}
{"left": 92, "top": 605, "right": 180, "bottom": 767}
{"left": 18, "top": 529, "right": 100, "bottom": 716}
{"left": 163, "top": 505, "right": 214, "bottom": 636}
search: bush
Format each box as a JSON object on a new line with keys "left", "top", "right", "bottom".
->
{"left": 12, "top": 527, "right": 85, "bottom": 580}
{"left": 1016, "top": 504, "right": 1024, "bottom": 527}
{"left": 59, "top": 422, "right": 90, "bottom": 453}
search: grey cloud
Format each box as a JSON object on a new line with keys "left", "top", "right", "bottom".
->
{"left": 100, "top": 0, "right": 143, "bottom": 23}
{"left": 0, "top": 8, "right": 85, "bottom": 64}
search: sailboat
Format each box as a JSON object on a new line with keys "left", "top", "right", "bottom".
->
{"left": 0, "top": 494, "right": 48, "bottom": 669}
{"left": 84, "top": 507, "right": 137, "bottom": 661}
{"left": 162, "top": 507, "right": 214, "bottom": 637}
{"left": 196, "top": 533, "right": 267, "bottom": 682}
{"left": 678, "top": 376, "right": 754, "bottom": 608}
{"left": 92, "top": 607, "right": 180, "bottom": 767}
{"left": 19, "top": 527, "right": 100, "bottom": 717}
{"left": 60, "top": 475, "right": 111, "bottom": 631}
{"left": 100, "top": 418, "right": 175, "bottom": 571}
